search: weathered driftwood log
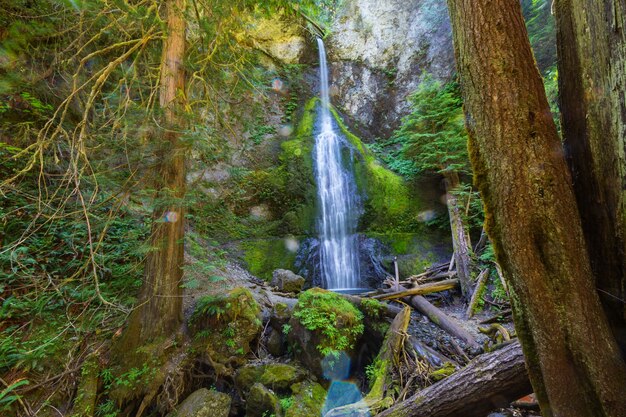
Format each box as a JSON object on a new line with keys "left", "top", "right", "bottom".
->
{"left": 409, "top": 295, "right": 480, "bottom": 350}
{"left": 465, "top": 269, "right": 489, "bottom": 318}
{"left": 373, "top": 279, "right": 459, "bottom": 301}
{"left": 377, "top": 341, "right": 531, "bottom": 417}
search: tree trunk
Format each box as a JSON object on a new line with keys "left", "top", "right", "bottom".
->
{"left": 554, "top": 0, "right": 626, "bottom": 356}
{"left": 444, "top": 171, "right": 473, "bottom": 300}
{"left": 119, "top": 0, "right": 187, "bottom": 347}
{"left": 377, "top": 341, "right": 531, "bottom": 417}
{"left": 445, "top": 1, "right": 626, "bottom": 416}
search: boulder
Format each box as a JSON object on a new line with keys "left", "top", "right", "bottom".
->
{"left": 287, "top": 289, "right": 365, "bottom": 379}
{"left": 285, "top": 381, "right": 327, "bottom": 417}
{"left": 236, "top": 363, "right": 307, "bottom": 395}
{"left": 246, "top": 383, "right": 281, "bottom": 417}
{"left": 167, "top": 388, "right": 231, "bottom": 417}
{"left": 189, "top": 288, "right": 262, "bottom": 375}
{"left": 271, "top": 269, "right": 305, "bottom": 293}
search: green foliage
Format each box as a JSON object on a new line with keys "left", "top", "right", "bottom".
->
{"left": 280, "top": 396, "right": 294, "bottom": 410}
{"left": 390, "top": 75, "right": 469, "bottom": 176}
{"left": 0, "top": 379, "right": 29, "bottom": 411}
{"left": 282, "top": 323, "right": 292, "bottom": 335}
{"left": 522, "top": 0, "right": 557, "bottom": 75}
{"left": 293, "top": 288, "right": 364, "bottom": 356}
{"left": 192, "top": 295, "right": 229, "bottom": 321}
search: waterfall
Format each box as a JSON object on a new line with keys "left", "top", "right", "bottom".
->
{"left": 314, "top": 38, "right": 362, "bottom": 290}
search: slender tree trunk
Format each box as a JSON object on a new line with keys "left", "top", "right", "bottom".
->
{"left": 445, "top": 1, "right": 626, "bottom": 416}
{"left": 444, "top": 171, "right": 473, "bottom": 300}
{"left": 120, "top": 0, "right": 187, "bottom": 346}
{"left": 554, "top": 0, "right": 626, "bottom": 356}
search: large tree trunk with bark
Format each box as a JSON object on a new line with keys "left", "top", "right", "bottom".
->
{"left": 445, "top": 1, "right": 626, "bottom": 416}
{"left": 554, "top": 0, "right": 626, "bottom": 356}
{"left": 444, "top": 171, "right": 473, "bottom": 300}
{"left": 117, "top": 0, "right": 187, "bottom": 350}
{"left": 378, "top": 341, "right": 531, "bottom": 417}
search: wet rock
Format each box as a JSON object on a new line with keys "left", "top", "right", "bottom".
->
{"left": 167, "top": 388, "right": 231, "bottom": 417}
{"left": 296, "top": 236, "right": 389, "bottom": 289}
{"left": 271, "top": 269, "right": 305, "bottom": 293}
{"left": 246, "top": 383, "right": 281, "bottom": 417}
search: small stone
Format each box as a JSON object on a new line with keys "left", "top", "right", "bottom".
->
{"left": 167, "top": 388, "right": 231, "bottom": 417}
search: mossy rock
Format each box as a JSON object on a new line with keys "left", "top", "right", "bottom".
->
{"left": 285, "top": 381, "right": 327, "bottom": 417}
{"left": 236, "top": 363, "right": 307, "bottom": 395}
{"left": 167, "top": 388, "right": 231, "bottom": 417}
{"left": 288, "top": 288, "right": 365, "bottom": 377}
{"left": 246, "top": 383, "right": 281, "bottom": 417}
{"left": 190, "top": 288, "right": 262, "bottom": 374}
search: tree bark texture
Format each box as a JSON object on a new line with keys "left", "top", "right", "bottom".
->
{"left": 444, "top": 171, "right": 473, "bottom": 300}
{"left": 446, "top": 1, "right": 626, "bottom": 416}
{"left": 124, "top": 0, "right": 187, "bottom": 343}
{"left": 377, "top": 341, "right": 531, "bottom": 417}
{"left": 555, "top": 0, "right": 626, "bottom": 355}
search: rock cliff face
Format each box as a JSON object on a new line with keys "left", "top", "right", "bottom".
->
{"left": 328, "top": 0, "right": 455, "bottom": 138}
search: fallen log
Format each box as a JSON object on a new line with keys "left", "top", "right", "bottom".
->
{"left": 339, "top": 293, "right": 404, "bottom": 319}
{"left": 373, "top": 279, "right": 459, "bottom": 301}
{"left": 406, "top": 335, "right": 459, "bottom": 369}
{"left": 465, "top": 269, "right": 489, "bottom": 318}
{"left": 377, "top": 341, "right": 531, "bottom": 417}
{"left": 409, "top": 295, "right": 480, "bottom": 350}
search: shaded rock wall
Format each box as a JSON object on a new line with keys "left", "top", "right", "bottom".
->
{"left": 328, "top": 0, "right": 455, "bottom": 139}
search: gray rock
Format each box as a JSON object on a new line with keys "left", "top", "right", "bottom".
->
{"left": 328, "top": 0, "right": 455, "bottom": 138}
{"left": 267, "top": 328, "right": 286, "bottom": 357}
{"left": 271, "top": 269, "right": 305, "bottom": 293}
{"left": 167, "top": 388, "right": 231, "bottom": 417}
{"left": 246, "top": 383, "right": 281, "bottom": 417}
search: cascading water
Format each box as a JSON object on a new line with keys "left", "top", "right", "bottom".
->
{"left": 314, "top": 38, "right": 362, "bottom": 290}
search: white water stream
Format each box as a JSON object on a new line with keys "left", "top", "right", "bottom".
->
{"left": 314, "top": 38, "right": 362, "bottom": 290}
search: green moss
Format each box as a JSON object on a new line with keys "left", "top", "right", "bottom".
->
{"left": 293, "top": 288, "right": 364, "bottom": 356}
{"left": 429, "top": 362, "right": 457, "bottom": 382}
{"left": 328, "top": 106, "right": 426, "bottom": 232}
{"left": 360, "top": 298, "right": 385, "bottom": 319}
{"left": 191, "top": 288, "right": 262, "bottom": 373}
{"left": 285, "top": 381, "right": 327, "bottom": 417}
{"left": 240, "top": 238, "right": 299, "bottom": 280}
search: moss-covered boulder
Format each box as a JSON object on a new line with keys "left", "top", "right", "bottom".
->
{"left": 190, "top": 288, "right": 262, "bottom": 375}
{"left": 236, "top": 363, "right": 307, "bottom": 395}
{"left": 285, "top": 381, "right": 327, "bottom": 417}
{"left": 246, "top": 383, "right": 281, "bottom": 417}
{"left": 167, "top": 388, "right": 231, "bottom": 417}
{"left": 288, "top": 288, "right": 365, "bottom": 377}
{"left": 271, "top": 269, "right": 305, "bottom": 293}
